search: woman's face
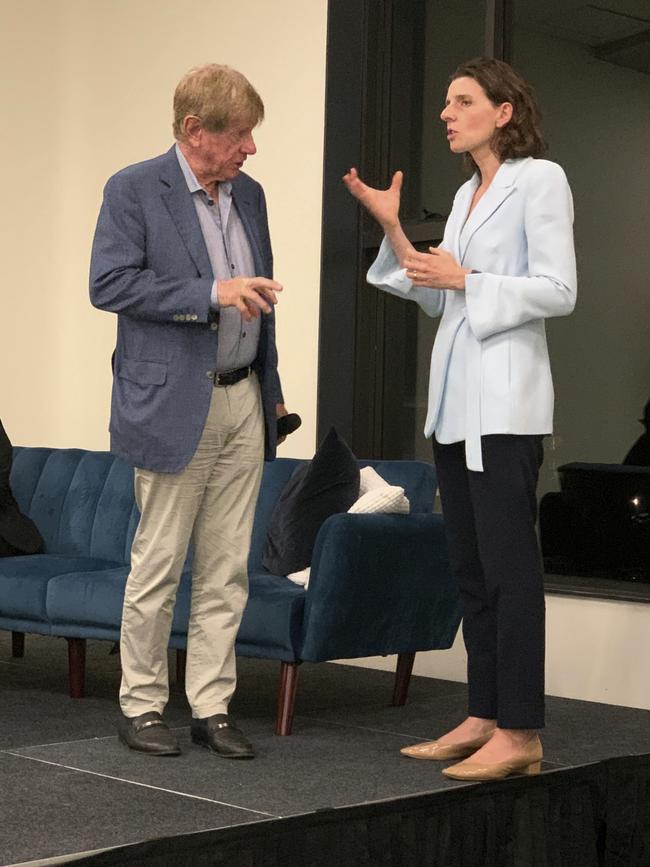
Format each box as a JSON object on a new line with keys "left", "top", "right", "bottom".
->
{"left": 440, "top": 76, "right": 510, "bottom": 158}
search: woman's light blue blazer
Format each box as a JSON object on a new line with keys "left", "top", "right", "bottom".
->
{"left": 368, "top": 157, "right": 577, "bottom": 471}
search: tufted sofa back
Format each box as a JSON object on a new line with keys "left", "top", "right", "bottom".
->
{"left": 10, "top": 448, "right": 139, "bottom": 564}
{"left": 10, "top": 448, "right": 436, "bottom": 571}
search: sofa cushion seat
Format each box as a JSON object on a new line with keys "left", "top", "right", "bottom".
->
{"left": 235, "top": 572, "right": 306, "bottom": 660}
{"left": 0, "top": 555, "right": 120, "bottom": 622}
{"left": 45, "top": 567, "right": 306, "bottom": 660}
{"left": 46, "top": 566, "right": 306, "bottom": 658}
{"left": 48, "top": 566, "right": 194, "bottom": 632}
{"left": 47, "top": 565, "right": 130, "bottom": 628}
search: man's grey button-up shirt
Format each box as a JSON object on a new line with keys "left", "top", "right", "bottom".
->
{"left": 175, "top": 144, "right": 260, "bottom": 373}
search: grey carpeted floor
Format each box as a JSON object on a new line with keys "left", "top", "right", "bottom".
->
{"left": 2, "top": 631, "right": 650, "bottom": 866}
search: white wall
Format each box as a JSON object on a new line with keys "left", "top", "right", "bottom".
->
{"left": 0, "top": 0, "right": 328, "bottom": 460}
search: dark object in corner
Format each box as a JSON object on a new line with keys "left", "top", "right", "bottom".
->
{"left": 262, "top": 426, "right": 360, "bottom": 575}
{"left": 623, "top": 399, "right": 650, "bottom": 467}
{"left": 0, "top": 419, "right": 44, "bottom": 557}
{"left": 540, "top": 462, "right": 650, "bottom": 582}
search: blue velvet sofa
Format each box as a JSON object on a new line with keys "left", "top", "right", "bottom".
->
{"left": 1, "top": 447, "right": 461, "bottom": 733}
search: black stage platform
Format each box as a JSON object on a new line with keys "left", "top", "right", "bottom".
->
{"left": 2, "top": 632, "right": 650, "bottom": 867}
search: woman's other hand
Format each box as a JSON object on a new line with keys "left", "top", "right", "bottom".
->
{"left": 342, "top": 168, "right": 403, "bottom": 230}
{"left": 403, "top": 247, "right": 470, "bottom": 290}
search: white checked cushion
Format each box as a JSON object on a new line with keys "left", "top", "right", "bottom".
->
{"left": 348, "top": 465, "right": 410, "bottom": 514}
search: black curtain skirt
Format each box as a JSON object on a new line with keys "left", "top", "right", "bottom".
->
{"left": 72, "top": 753, "right": 650, "bottom": 867}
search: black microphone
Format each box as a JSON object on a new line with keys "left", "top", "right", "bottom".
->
{"left": 277, "top": 413, "right": 302, "bottom": 438}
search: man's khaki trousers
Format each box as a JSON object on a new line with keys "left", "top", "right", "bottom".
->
{"left": 119, "top": 374, "right": 264, "bottom": 719}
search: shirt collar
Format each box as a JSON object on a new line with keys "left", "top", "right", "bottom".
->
{"left": 175, "top": 144, "right": 232, "bottom": 198}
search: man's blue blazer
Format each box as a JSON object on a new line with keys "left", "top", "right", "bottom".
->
{"left": 90, "top": 146, "right": 283, "bottom": 473}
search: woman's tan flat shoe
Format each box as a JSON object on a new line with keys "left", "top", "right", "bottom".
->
{"left": 400, "top": 730, "right": 495, "bottom": 761}
{"left": 441, "top": 735, "right": 543, "bottom": 781}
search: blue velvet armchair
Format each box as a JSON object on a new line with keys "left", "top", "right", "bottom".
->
{"left": 1, "top": 448, "right": 462, "bottom": 734}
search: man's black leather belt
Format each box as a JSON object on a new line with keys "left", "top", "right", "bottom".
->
{"left": 213, "top": 366, "right": 252, "bottom": 387}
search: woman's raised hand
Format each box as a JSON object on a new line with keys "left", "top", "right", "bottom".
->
{"left": 342, "top": 168, "right": 403, "bottom": 230}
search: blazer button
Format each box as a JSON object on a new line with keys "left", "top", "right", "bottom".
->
{"left": 206, "top": 370, "right": 214, "bottom": 378}
{"left": 210, "top": 322, "right": 218, "bottom": 331}
{"left": 191, "top": 314, "right": 198, "bottom": 321}
{"left": 173, "top": 314, "right": 179, "bottom": 321}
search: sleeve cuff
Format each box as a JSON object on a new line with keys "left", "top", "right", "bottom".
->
{"left": 367, "top": 237, "right": 413, "bottom": 294}
{"left": 210, "top": 280, "right": 220, "bottom": 310}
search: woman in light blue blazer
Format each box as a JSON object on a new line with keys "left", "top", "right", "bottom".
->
{"left": 344, "top": 58, "right": 576, "bottom": 781}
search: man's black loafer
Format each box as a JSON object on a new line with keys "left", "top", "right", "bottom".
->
{"left": 118, "top": 711, "right": 181, "bottom": 756}
{"left": 191, "top": 714, "right": 255, "bottom": 759}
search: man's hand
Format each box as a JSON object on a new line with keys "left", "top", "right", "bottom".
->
{"left": 276, "top": 403, "right": 289, "bottom": 445}
{"left": 403, "top": 247, "right": 469, "bottom": 291}
{"left": 217, "top": 277, "right": 283, "bottom": 322}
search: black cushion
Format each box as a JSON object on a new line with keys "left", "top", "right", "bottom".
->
{"left": 0, "top": 419, "right": 43, "bottom": 557}
{"left": 262, "top": 427, "right": 360, "bottom": 575}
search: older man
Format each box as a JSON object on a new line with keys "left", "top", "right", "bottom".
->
{"left": 90, "top": 64, "right": 285, "bottom": 758}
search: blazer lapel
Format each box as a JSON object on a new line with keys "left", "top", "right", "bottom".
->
{"left": 451, "top": 176, "right": 478, "bottom": 263}
{"left": 458, "top": 158, "right": 531, "bottom": 264}
{"left": 231, "top": 180, "right": 266, "bottom": 276}
{"left": 158, "top": 149, "right": 213, "bottom": 278}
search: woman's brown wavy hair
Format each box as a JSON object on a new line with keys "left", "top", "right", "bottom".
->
{"left": 449, "top": 57, "right": 546, "bottom": 173}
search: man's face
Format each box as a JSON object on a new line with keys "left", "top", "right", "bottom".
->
{"left": 191, "top": 120, "right": 257, "bottom": 183}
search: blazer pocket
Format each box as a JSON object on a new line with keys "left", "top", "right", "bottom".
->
{"left": 117, "top": 358, "right": 167, "bottom": 386}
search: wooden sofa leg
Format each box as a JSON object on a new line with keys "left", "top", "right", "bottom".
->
{"left": 392, "top": 652, "right": 415, "bottom": 706}
{"left": 11, "top": 631, "right": 25, "bottom": 658}
{"left": 176, "top": 648, "right": 187, "bottom": 684}
{"left": 67, "top": 638, "right": 86, "bottom": 698}
{"left": 276, "top": 661, "right": 301, "bottom": 736}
